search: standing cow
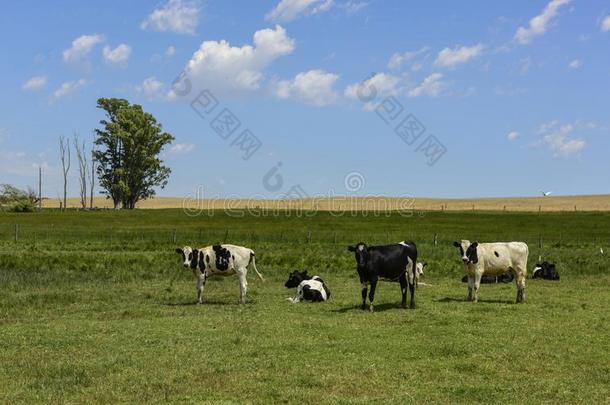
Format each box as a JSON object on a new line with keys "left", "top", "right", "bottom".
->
{"left": 347, "top": 241, "right": 417, "bottom": 312}
{"left": 175, "top": 244, "right": 264, "bottom": 305}
{"left": 453, "top": 240, "right": 529, "bottom": 303}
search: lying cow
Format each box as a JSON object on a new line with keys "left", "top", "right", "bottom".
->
{"left": 175, "top": 244, "right": 264, "bottom": 304}
{"left": 347, "top": 241, "right": 417, "bottom": 312}
{"left": 461, "top": 271, "right": 514, "bottom": 284}
{"left": 284, "top": 270, "right": 331, "bottom": 303}
{"left": 453, "top": 240, "right": 528, "bottom": 303}
{"left": 533, "top": 262, "right": 560, "bottom": 280}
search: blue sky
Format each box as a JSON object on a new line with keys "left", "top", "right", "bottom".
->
{"left": 1, "top": 0, "right": 609, "bottom": 200}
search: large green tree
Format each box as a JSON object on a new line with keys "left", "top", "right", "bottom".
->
{"left": 93, "top": 98, "right": 174, "bottom": 209}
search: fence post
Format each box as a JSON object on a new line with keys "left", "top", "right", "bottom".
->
{"left": 434, "top": 233, "right": 438, "bottom": 246}
{"left": 172, "top": 229, "right": 177, "bottom": 244}
{"left": 14, "top": 224, "right": 19, "bottom": 242}
{"left": 307, "top": 230, "right": 312, "bottom": 243}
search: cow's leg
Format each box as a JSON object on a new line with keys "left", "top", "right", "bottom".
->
{"left": 360, "top": 283, "right": 368, "bottom": 310}
{"left": 368, "top": 279, "right": 377, "bottom": 312}
{"left": 515, "top": 270, "right": 526, "bottom": 304}
{"left": 238, "top": 271, "right": 248, "bottom": 305}
{"left": 196, "top": 275, "right": 205, "bottom": 304}
{"left": 473, "top": 272, "right": 482, "bottom": 303}
{"left": 467, "top": 275, "right": 474, "bottom": 301}
{"left": 408, "top": 267, "right": 416, "bottom": 309}
{"left": 399, "top": 273, "right": 408, "bottom": 308}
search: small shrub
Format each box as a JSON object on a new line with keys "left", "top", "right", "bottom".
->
{"left": 9, "top": 200, "right": 36, "bottom": 213}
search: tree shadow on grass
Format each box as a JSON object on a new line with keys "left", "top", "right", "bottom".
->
{"left": 436, "top": 297, "right": 514, "bottom": 304}
{"left": 333, "top": 302, "right": 410, "bottom": 313}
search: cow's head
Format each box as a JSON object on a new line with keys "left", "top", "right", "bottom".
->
{"left": 175, "top": 246, "right": 199, "bottom": 269}
{"left": 348, "top": 242, "right": 369, "bottom": 267}
{"left": 453, "top": 240, "right": 478, "bottom": 264}
{"left": 284, "top": 270, "right": 309, "bottom": 288}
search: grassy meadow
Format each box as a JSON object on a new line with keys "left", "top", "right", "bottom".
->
{"left": 1, "top": 209, "right": 609, "bottom": 403}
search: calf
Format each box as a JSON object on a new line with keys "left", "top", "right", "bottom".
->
{"left": 175, "top": 244, "right": 264, "bottom": 304}
{"left": 347, "top": 241, "right": 417, "bottom": 312}
{"left": 284, "top": 270, "right": 331, "bottom": 303}
{"left": 453, "top": 240, "right": 528, "bottom": 303}
{"left": 415, "top": 262, "right": 427, "bottom": 287}
{"left": 533, "top": 262, "right": 560, "bottom": 280}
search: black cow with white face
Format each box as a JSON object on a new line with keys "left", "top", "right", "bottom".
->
{"left": 533, "top": 262, "right": 560, "bottom": 280}
{"left": 347, "top": 241, "right": 417, "bottom": 312}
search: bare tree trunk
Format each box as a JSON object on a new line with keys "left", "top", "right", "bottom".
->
{"left": 59, "top": 136, "right": 71, "bottom": 211}
{"left": 89, "top": 150, "right": 96, "bottom": 209}
{"left": 38, "top": 166, "right": 42, "bottom": 211}
{"left": 73, "top": 135, "right": 88, "bottom": 209}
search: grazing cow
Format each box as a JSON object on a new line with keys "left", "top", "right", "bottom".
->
{"left": 533, "top": 262, "right": 560, "bottom": 280}
{"left": 284, "top": 270, "right": 331, "bottom": 303}
{"left": 461, "top": 271, "right": 514, "bottom": 284}
{"left": 347, "top": 241, "right": 417, "bottom": 312}
{"left": 175, "top": 244, "right": 264, "bottom": 305}
{"left": 453, "top": 240, "right": 528, "bottom": 303}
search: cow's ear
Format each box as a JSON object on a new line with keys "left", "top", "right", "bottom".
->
{"left": 175, "top": 248, "right": 183, "bottom": 254}
{"left": 303, "top": 270, "right": 308, "bottom": 275}
{"left": 347, "top": 246, "right": 356, "bottom": 252}
{"left": 471, "top": 242, "right": 478, "bottom": 248}
{"left": 452, "top": 241, "right": 460, "bottom": 248}
{"left": 422, "top": 262, "right": 428, "bottom": 268}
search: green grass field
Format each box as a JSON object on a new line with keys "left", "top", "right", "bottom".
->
{"left": 1, "top": 209, "right": 609, "bottom": 403}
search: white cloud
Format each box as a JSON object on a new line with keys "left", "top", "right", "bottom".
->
{"left": 339, "top": 1, "right": 368, "bottom": 14}
{"left": 537, "top": 121, "right": 586, "bottom": 158}
{"left": 274, "top": 69, "right": 340, "bottom": 106}
{"left": 50, "top": 79, "right": 88, "bottom": 103}
{"left": 102, "top": 44, "right": 132, "bottom": 66}
{"left": 63, "top": 34, "right": 104, "bottom": 64}
{"left": 387, "top": 47, "right": 430, "bottom": 70}
{"left": 266, "top": 0, "right": 333, "bottom": 22}
{"left": 170, "top": 143, "right": 195, "bottom": 155}
{"left": 138, "top": 77, "right": 166, "bottom": 101}
{"left": 514, "top": 0, "right": 571, "bottom": 44}
{"left": 408, "top": 73, "right": 446, "bottom": 97}
{"left": 22, "top": 76, "right": 47, "bottom": 91}
{"left": 507, "top": 131, "right": 520, "bottom": 141}
{"left": 519, "top": 57, "right": 532, "bottom": 74}
{"left": 166, "top": 46, "right": 176, "bottom": 57}
{"left": 141, "top": 0, "right": 200, "bottom": 34}
{"left": 344, "top": 73, "right": 401, "bottom": 101}
{"left": 434, "top": 44, "right": 483, "bottom": 68}
{"left": 568, "top": 59, "right": 582, "bottom": 69}
{"left": 600, "top": 15, "right": 610, "bottom": 32}
{"left": 169, "top": 25, "right": 295, "bottom": 98}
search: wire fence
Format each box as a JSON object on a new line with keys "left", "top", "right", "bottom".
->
{"left": 1, "top": 223, "right": 608, "bottom": 249}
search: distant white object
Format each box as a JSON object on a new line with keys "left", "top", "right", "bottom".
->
{"left": 601, "top": 248, "right": 605, "bottom": 255}
{"left": 541, "top": 191, "right": 553, "bottom": 197}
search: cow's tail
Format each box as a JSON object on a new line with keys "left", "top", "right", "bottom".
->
{"left": 248, "top": 252, "right": 265, "bottom": 281}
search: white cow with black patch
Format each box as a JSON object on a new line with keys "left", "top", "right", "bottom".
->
{"left": 175, "top": 244, "right": 264, "bottom": 305}
{"left": 284, "top": 270, "right": 331, "bottom": 303}
{"left": 453, "top": 240, "right": 529, "bottom": 303}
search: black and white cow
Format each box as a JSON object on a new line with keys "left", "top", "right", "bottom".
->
{"left": 347, "top": 241, "right": 417, "bottom": 312}
{"left": 533, "top": 262, "right": 560, "bottom": 280}
{"left": 453, "top": 240, "right": 529, "bottom": 303}
{"left": 461, "top": 271, "right": 514, "bottom": 284}
{"left": 175, "top": 244, "right": 264, "bottom": 304}
{"left": 284, "top": 270, "right": 331, "bottom": 303}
